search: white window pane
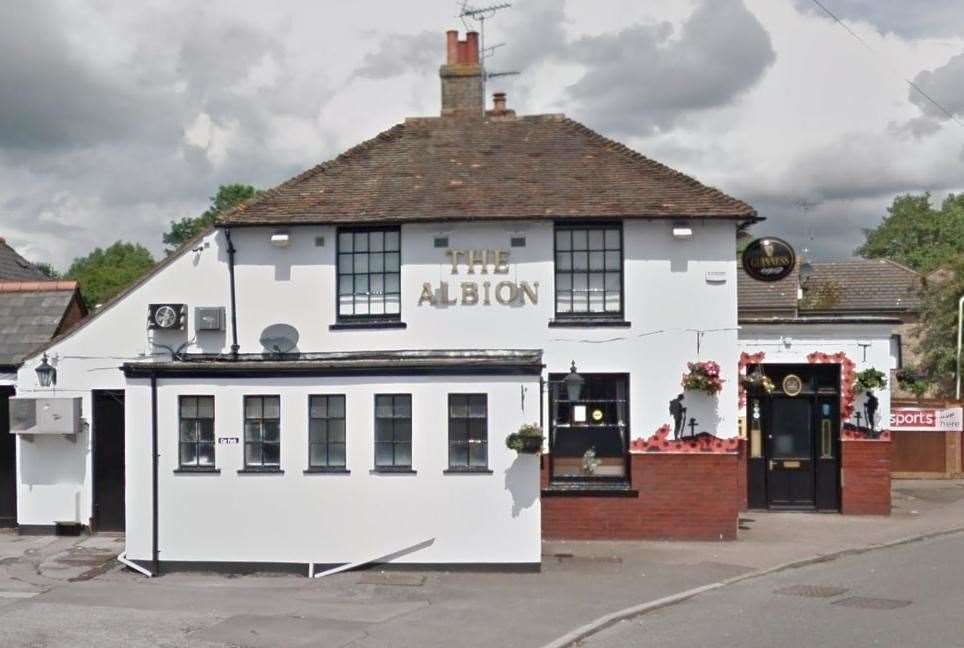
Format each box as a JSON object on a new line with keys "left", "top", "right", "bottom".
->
{"left": 339, "top": 295, "right": 355, "bottom": 315}
{"left": 338, "top": 254, "right": 352, "bottom": 273}
{"left": 588, "top": 229, "right": 604, "bottom": 250}
{"left": 198, "top": 444, "right": 215, "bottom": 466}
{"left": 370, "top": 274, "right": 384, "bottom": 295}
{"left": 339, "top": 276, "right": 353, "bottom": 295}
{"left": 555, "top": 230, "right": 571, "bottom": 251}
{"left": 573, "top": 274, "right": 588, "bottom": 291}
{"left": 589, "top": 291, "right": 605, "bottom": 312}
{"left": 244, "top": 420, "right": 261, "bottom": 442}
{"left": 555, "top": 253, "right": 571, "bottom": 271}
{"left": 199, "top": 420, "right": 214, "bottom": 442}
{"left": 589, "top": 252, "right": 604, "bottom": 270}
{"left": 197, "top": 396, "right": 214, "bottom": 419}
{"left": 573, "top": 252, "right": 588, "bottom": 270}
{"left": 469, "top": 443, "right": 486, "bottom": 467}
{"left": 354, "top": 275, "right": 368, "bottom": 294}
{"left": 245, "top": 444, "right": 261, "bottom": 465}
{"left": 263, "top": 397, "right": 280, "bottom": 419}
{"left": 309, "top": 397, "right": 328, "bottom": 419}
{"left": 572, "top": 230, "right": 588, "bottom": 250}
{"left": 605, "top": 251, "right": 620, "bottom": 270}
{"left": 329, "top": 444, "right": 346, "bottom": 467}
{"left": 329, "top": 396, "right": 345, "bottom": 418}
{"left": 384, "top": 295, "right": 400, "bottom": 314}
{"left": 370, "top": 231, "right": 384, "bottom": 252}
{"left": 395, "top": 396, "right": 411, "bottom": 418}
{"left": 370, "top": 299, "right": 385, "bottom": 315}
{"left": 469, "top": 396, "right": 486, "bottom": 417}
{"left": 180, "top": 443, "right": 197, "bottom": 465}
{"left": 605, "top": 292, "right": 621, "bottom": 312}
{"left": 355, "top": 300, "right": 370, "bottom": 315}
{"left": 375, "top": 442, "right": 394, "bottom": 466}
{"left": 354, "top": 232, "right": 368, "bottom": 251}
{"left": 310, "top": 443, "right": 327, "bottom": 466}
{"left": 557, "top": 274, "right": 572, "bottom": 290}
{"left": 605, "top": 273, "right": 620, "bottom": 290}
{"left": 180, "top": 397, "right": 197, "bottom": 419}
{"left": 353, "top": 253, "right": 369, "bottom": 273}
{"left": 338, "top": 232, "right": 353, "bottom": 252}
{"left": 245, "top": 397, "right": 262, "bottom": 419}
{"left": 589, "top": 272, "right": 604, "bottom": 290}
{"left": 385, "top": 230, "right": 399, "bottom": 251}
{"left": 385, "top": 253, "right": 400, "bottom": 271}
{"left": 179, "top": 421, "right": 196, "bottom": 442}
{"left": 556, "top": 294, "right": 572, "bottom": 312}
{"left": 605, "top": 229, "right": 620, "bottom": 249}
{"left": 395, "top": 443, "right": 412, "bottom": 466}
{"left": 370, "top": 253, "right": 384, "bottom": 272}
{"left": 263, "top": 444, "right": 280, "bottom": 465}
{"left": 309, "top": 419, "right": 326, "bottom": 444}
{"left": 450, "top": 397, "right": 468, "bottom": 418}
{"left": 385, "top": 274, "right": 400, "bottom": 293}
{"left": 328, "top": 419, "right": 345, "bottom": 443}
{"left": 375, "top": 396, "right": 393, "bottom": 417}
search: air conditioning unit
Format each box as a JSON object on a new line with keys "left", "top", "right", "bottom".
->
{"left": 9, "top": 397, "right": 82, "bottom": 440}
{"left": 195, "top": 306, "right": 225, "bottom": 332}
{"left": 148, "top": 303, "right": 187, "bottom": 330}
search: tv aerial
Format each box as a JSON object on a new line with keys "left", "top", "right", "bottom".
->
{"left": 458, "top": 2, "right": 519, "bottom": 105}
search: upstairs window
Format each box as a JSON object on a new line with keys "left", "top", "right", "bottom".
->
{"left": 554, "top": 223, "right": 623, "bottom": 318}
{"left": 179, "top": 396, "right": 215, "bottom": 469}
{"left": 337, "top": 227, "right": 401, "bottom": 320}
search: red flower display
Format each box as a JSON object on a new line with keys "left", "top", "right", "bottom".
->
{"left": 681, "top": 360, "right": 724, "bottom": 395}
{"left": 630, "top": 424, "right": 740, "bottom": 454}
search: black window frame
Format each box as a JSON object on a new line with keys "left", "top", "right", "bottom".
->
{"left": 373, "top": 394, "right": 413, "bottom": 472}
{"left": 336, "top": 226, "right": 402, "bottom": 323}
{"left": 447, "top": 394, "right": 489, "bottom": 472}
{"left": 242, "top": 395, "right": 282, "bottom": 471}
{"left": 178, "top": 395, "right": 216, "bottom": 471}
{"left": 307, "top": 394, "right": 348, "bottom": 472}
{"left": 553, "top": 222, "right": 624, "bottom": 320}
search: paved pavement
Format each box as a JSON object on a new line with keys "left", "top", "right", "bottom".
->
{"left": 582, "top": 530, "right": 964, "bottom": 648}
{"left": 0, "top": 480, "right": 960, "bottom": 647}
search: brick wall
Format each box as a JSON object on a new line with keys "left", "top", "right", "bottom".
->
{"left": 841, "top": 438, "right": 892, "bottom": 515}
{"left": 542, "top": 452, "right": 741, "bottom": 541}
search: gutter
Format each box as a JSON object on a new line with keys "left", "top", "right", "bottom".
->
{"left": 224, "top": 228, "right": 240, "bottom": 359}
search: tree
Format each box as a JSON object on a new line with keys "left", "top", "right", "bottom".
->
{"left": 163, "top": 184, "right": 261, "bottom": 253}
{"left": 66, "top": 242, "right": 156, "bottom": 308}
{"left": 33, "top": 262, "right": 60, "bottom": 279}
{"left": 915, "top": 254, "right": 964, "bottom": 395}
{"left": 856, "top": 193, "right": 964, "bottom": 273}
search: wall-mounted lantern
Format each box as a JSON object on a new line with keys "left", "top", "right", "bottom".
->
{"left": 563, "top": 361, "right": 584, "bottom": 402}
{"left": 36, "top": 353, "right": 56, "bottom": 387}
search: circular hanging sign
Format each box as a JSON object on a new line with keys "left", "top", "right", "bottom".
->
{"left": 742, "top": 237, "right": 796, "bottom": 282}
{"left": 591, "top": 408, "right": 604, "bottom": 422}
{"left": 782, "top": 374, "right": 803, "bottom": 397}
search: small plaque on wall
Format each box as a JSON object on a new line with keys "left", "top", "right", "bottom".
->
{"left": 573, "top": 405, "right": 587, "bottom": 423}
{"left": 218, "top": 437, "right": 239, "bottom": 445}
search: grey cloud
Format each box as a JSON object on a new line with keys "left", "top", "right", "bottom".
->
{"left": 909, "top": 51, "right": 964, "bottom": 121}
{"left": 792, "top": 0, "right": 964, "bottom": 38}
{"left": 561, "top": 0, "right": 776, "bottom": 136}
{"left": 353, "top": 31, "right": 439, "bottom": 80}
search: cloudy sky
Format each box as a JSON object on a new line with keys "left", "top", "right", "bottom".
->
{"left": 1, "top": 0, "right": 963, "bottom": 268}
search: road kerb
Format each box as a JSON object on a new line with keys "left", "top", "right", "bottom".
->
{"left": 541, "top": 525, "right": 964, "bottom": 648}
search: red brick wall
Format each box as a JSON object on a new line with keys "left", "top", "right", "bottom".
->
{"left": 841, "top": 438, "right": 891, "bottom": 515}
{"left": 542, "top": 453, "right": 740, "bottom": 541}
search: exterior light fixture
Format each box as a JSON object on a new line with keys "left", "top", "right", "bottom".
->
{"left": 270, "top": 231, "right": 291, "bottom": 248}
{"left": 563, "top": 361, "right": 584, "bottom": 402}
{"left": 799, "top": 259, "right": 814, "bottom": 285}
{"left": 36, "top": 353, "right": 56, "bottom": 387}
{"left": 748, "top": 364, "right": 766, "bottom": 384}
{"left": 672, "top": 222, "right": 693, "bottom": 240}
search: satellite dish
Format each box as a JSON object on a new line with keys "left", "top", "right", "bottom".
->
{"left": 259, "top": 323, "right": 299, "bottom": 355}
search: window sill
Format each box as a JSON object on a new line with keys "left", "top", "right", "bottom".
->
{"left": 542, "top": 481, "right": 637, "bottom": 497}
{"left": 329, "top": 320, "right": 406, "bottom": 331}
{"left": 444, "top": 468, "right": 493, "bottom": 475}
{"left": 303, "top": 467, "right": 350, "bottom": 474}
{"left": 237, "top": 468, "right": 284, "bottom": 475}
{"left": 548, "top": 319, "right": 631, "bottom": 328}
{"left": 173, "top": 468, "right": 221, "bottom": 475}
{"left": 370, "top": 467, "right": 417, "bottom": 475}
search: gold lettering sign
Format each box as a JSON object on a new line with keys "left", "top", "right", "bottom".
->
{"left": 782, "top": 374, "right": 803, "bottom": 397}
{"left": 419, "top": 249, "right": 539, "bottom": 307}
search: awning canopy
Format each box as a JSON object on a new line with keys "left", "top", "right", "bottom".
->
{"left": 122, "top": 349, "right": 544, "bottom": 378}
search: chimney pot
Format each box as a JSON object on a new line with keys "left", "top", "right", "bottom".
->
{"left": 493, "top": 93, "right": 507, "bottom": 111}
{"left": 446, "top": 30, "right": 459, "bottom": 65}
{"left": 466, "top": 32, "right": 480, "bottom": 64}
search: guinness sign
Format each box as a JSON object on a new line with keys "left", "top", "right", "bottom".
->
{"left": 742, "top": 238, "right": 796, "bottom": 282}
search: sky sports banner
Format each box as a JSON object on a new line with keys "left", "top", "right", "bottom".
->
{"left": 890, "top": 407, "right": 964, "bottom": 432}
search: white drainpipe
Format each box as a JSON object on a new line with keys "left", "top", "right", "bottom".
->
{"left": 117, "top": 551, "right": 153, "bottom": 578}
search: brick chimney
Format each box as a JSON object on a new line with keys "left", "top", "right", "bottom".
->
{"left": 440, "top": 30, "right": 483, "bottom": 117}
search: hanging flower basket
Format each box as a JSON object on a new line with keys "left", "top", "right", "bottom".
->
{"left": 681, "top": 361, "right": 724, "bottom": 395}
{"left": 506, "top": 423, "right": 544, "bottom": 454}
{"left": 853, "top": 368, "right": 887, "bottom": 394}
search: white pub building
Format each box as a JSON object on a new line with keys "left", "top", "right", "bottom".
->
{"left": 7, "top": 31, "right": 895, "bottom": 574}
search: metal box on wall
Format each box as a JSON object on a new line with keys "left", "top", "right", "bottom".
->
{"left": 194, "top": 306, "right": 225, "bottom": 332}
{"left": 9, "top": 397, "right": 83, "bottom": 436}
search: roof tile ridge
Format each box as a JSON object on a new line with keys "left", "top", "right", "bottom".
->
{"left": 558, "top": 117, "right": 755, "bottom": 215}
{"left": 217, "top": 122, "right": 408, "bottom": 224}
{"left": 0, "top": 279, "right": 78, "bottom": 293}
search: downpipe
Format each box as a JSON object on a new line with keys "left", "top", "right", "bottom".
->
{"left": 117, "top": 551, "right": 153, "bottom": 578}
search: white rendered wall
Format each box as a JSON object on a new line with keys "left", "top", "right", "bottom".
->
{"left": 738, "top": 324, "right": 897, "bottom": 430}
{"left": 16, "top": 219, "right": 740, "bottom": 533}
{"left": 124, "top": 375, "right": 541, "bottom": 566}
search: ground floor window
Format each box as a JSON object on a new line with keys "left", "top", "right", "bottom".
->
{"left": 374, "top": 394, "right": 412, "bottom": 470}
{"left": 448, "top": 394, "right": 488, "bottom": 470}
{"left": 244, "top": 395, "right": 281, "bottom": 468}
{"left": 549, "top": 373, "right": 629, "bottom": 480}
{"left": 308, "top": 395, "right": 346, "bottom": 469}
{"left": 179, "top": 396, "right": 215, "bottom": 469}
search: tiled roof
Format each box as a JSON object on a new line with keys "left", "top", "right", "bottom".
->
{"left": 0, "top": 284, "right": 78, "bottom": 366}
{"left": 737, "top": 265, "right": 799, "bottom": 315}
{"left": 0, "top": 238, "right": 47, "bottom": 280}
{"left": 220, "top": 115, "right": 757, "bottom": 226}
{"left": 801, "top": 259, "right": 923, "bottom": 313}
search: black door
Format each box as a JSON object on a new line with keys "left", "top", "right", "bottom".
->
{"left": 93, "top": 390, "right": 125, "bottom": 532}
{"left": 766, "top": 396, "right": 816, "bottom": 508}
{"left": 0, "top": 387, "right": 16, "bottom": 527}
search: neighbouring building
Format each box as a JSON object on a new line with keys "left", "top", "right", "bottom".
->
{"left": 11, "top": 31, "right": 758, "bottom": 572}
{"left": 0, "top": 238, "right": 86, "bottom": 527}
{"left": 737, "top": 257, "right": 912, "bottom": 513}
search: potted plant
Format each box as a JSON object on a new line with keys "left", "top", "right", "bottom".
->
{"left": 681, "top": 361, "right": 724, "bottom": 396}
{"left": 853, "top": 367, "right": 887, "bottom": 394}
{"left": 506, "top": 423, "right": 544, "bottom": 454}
{"left": 741, "top": 365, "right": 775, "bottom": 394}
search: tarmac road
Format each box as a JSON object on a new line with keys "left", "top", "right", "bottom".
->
{"left": 581, "top": 531, "right": 964, "bottom": 648}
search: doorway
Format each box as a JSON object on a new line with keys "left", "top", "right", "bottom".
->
{"left": 0, "top": 386, "right": 16, "bottom": 527}
{"left": 92, "top": 390, "right": 125, "bottom": 532}
{"left": 746, "top": 364, "right": 840, "bottom": 511}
